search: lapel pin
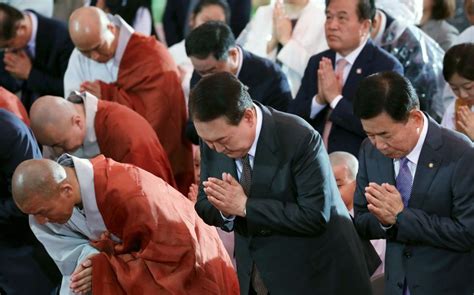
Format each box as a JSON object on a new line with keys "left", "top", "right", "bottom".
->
{"left": 356, "top": 68, "right": 362, "bottom": 74}
{"left": 428, "top": 163, "right": 434, "bottom": 168}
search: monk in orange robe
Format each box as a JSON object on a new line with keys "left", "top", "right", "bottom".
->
{"left": 11, "top": 155, "right": 239, "bottom": 295}
{"left": 0, "top": 86, "right": 30, "bottom": 126}
{"left": 64, "top": 6, "right": 194, "bottom": 195}
{"left": 30, "top": 94, "right": 176, "bottom": 188}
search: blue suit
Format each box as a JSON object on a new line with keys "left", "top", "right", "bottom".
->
{"left": 0, "top": 109, "right": 60, "bottom": 294}
{"left": 354, "top": 116, "right": 474, "bottom": 294}
{"left": 289, "top": 40, "right": 403, "bottom": 157}
{"left": 0, "top": 11, "right": 74, "bottom": 111}
{"left": 186, "top": 48, "right": 292, "bottom": 144}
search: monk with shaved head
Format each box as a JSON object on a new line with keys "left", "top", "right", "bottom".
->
{"left": 12, "top": 155, "right": 239, "bottom": 295}
{"left": 30, "top": 92, "right": 176, "bottom": 188}
{"left": 63, "top": 6, "right": 194, "bottom": 195}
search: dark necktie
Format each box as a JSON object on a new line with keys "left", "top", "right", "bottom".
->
{"left": 396, "top": 157, "right": 413, "bottom": 207}
{"left": 395, "top": 157, "right": 412, "bottom": 295}
{"left": 239, "top": 155, "right": 268, "bottom": 295}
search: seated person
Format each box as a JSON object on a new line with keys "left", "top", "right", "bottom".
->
{"left": 329, "top": 151, "right": 385, "bottom": 277}
{"left": 11, "top": 155, "right": 239, "bottom": 295}
{"left": 30, "top": 93, "right": 176, "bottom": 188}
{"left": 419, "top": 0, "right": 459, "bottom": 51}
{"left": 185, "top": 21, "right": 292, "bottom": 144}
{"left": 370, "top": 8, "right": 447, "bottom": 122}
{"left": 441, "top": 43, "right": 474, "bottom": 141}
{"left": 237, "top": 0, "right": 328, "bottom": 96}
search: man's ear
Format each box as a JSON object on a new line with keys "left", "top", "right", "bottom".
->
{"left": 189, "top": 13, "right": 196, "bottom": 28}
{"left": 71, "top": 114, "right": 84, "bottom": 130}
{"left": 59, "top": 182, "right": 73, "bottom": 198}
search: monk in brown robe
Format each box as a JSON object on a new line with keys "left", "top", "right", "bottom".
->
{"left": 11, "top": 155, "right": 239, "bottom": 294}
{"left": 29, "top": 93, "right": 176, "bottom": 188}
{"left": 0, "top": 86, "right": 30, "bottom": 125}
{"left": 64, "top": 6, "right": 194, "bottom": 195}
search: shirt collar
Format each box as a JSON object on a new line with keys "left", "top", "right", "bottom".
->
{"left": 335, "top": 37, "right": 368, "bottom": 66}
{"left": 109, "top": 14, "right": 134, "bottom": 65}
{"left": 248, "top": 103, "right": 263, "bottom": 158}
{"left": 403, "top": 112, "right": 428, "bottom": 165}
{"left": 67, "top": 92, "right": 100, "bottom": 158}
{"left": 25, "top": 11, "right": 37, "bottom": 56}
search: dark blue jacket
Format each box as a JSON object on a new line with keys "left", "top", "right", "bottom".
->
{"left": 289, "top": 40, "right": 403, "bottom": 157}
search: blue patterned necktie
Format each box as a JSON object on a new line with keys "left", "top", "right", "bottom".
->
{"left": 396, "top": 157, "right": 412, "bottom": 295}
{"left": 396, "top": 157, "right": 413, "bottom": 207}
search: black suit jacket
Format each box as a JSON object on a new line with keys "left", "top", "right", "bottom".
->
{"left": 195, "top": 103, "right": 372, "bottom": 294}
{"left": 162, "top": 0, "right": 251, "bottom": 46}
{"left": 355, "top": 116, "right": 474, "bottom": 295}
{"left": 186, "top": 48, "right": 292, "bottom": 144}
{"left": 0, "top": 11, "right": 74, "bottom": 111}
{"left": 0, "top": 109, "right": 60, "bottom": 293}
{"left": 289, "top": 40, "right": 403, "bottom": 157}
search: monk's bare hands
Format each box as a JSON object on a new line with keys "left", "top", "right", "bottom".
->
{"left": 80, "top": 80, "right": 101, "bottom": 98}
{"left": 203, "top": 173, "right": 247, "bottom": 217}
{"left": 70, "top": 254, "right": 97, "bottom": 294}
{"left": 4, "top": 50, "right": 32, "bottom": 80}
{"left": 457, "top": 106, "right": 474, "bottom": 140}
{"left": 365, "top": 182, "right": 404, "bottom": 225}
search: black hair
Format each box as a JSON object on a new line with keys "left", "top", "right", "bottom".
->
{"left": 189, "top": 72, "right": 253, "bottom": 125}
{"left": 353, "top": 72, "right": 420, "bottom": 122}
{"left": 192, "top": 0, "right": 231, "bottom": 24}
{"left": 0, "top": 3, "right": 23, "bottom": 42}
{"left": 325, "top": 0, "right": 375, "bottom": 21}
{"left": 185, "top": 21, "right": 235, "bottom": 60}
{"left": 443, "top": 43, "right": 474, "bottom": 81}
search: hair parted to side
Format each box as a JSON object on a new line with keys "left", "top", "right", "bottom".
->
{"left": 188, "top": 71, "right": 253, "bottom": 125}
{"left": 443, "top": 43, "right": 474, "bottom": 81}
{"left": 0, "top": 3, "right": 23, "bottom": 42}
{"left": 185, "top": 20, "right": 235, "bottom": 60}
{"left": 353, "top": 71, "right": 420, "bottom": 122}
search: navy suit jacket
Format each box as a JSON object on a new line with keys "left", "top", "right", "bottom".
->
{"left": 354, "top": 116, "right": 474, "bottom": 295}
{"left": 195, "top": 103, "right": 372, "bottom": 294}
{"left": 186, "top": 48, "right": 292, "bottom": 144}
{"left": 289, "top": 40, "right": 403, "bottom": 157}
{"left": 0, "top": 11, "right": 74, "bottom": 111}
{"left": 162, "top": 0, "right": 251, "bottom": 46}
{"left": 0, "top": 109, "right": 60, "bottom": 293}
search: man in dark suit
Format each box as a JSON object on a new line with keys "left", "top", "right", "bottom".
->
{"left": 0, "top": 3, "right": 74, "bottom": 111}
{"left": 289, "top": 0, "right": 403, "bottom": 157}
{"left": 185, "top": 21, "right": 292, "bottom": 144}
{"left": 0, "top": 109, "right": 61, "bottom": 294}
{"left": 190, "top": 72, "right": 372, "bottom": 295}
{"left": 162, "top": 0, "right": 251, "bottom": 46}
{"left": 353, "top": 72, "right": 474, "bottom": 295}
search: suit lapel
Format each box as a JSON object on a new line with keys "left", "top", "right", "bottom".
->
{"left": 410, "top": 117, "right": 443, "bottom": 208}
{"left": 250, "top": 103, "right": 280, "bottom": 197}
{"left": 342, "top": 40, "right": 375, "bottom": 99}
{"left": 376, "top": 154, "right": 396, "bottom": 185}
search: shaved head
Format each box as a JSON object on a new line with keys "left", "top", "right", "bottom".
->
{"left": 69, "top": 7, "right": 118, "bottom": 62}
{"left": 12, "top": 159, "right": 66, "bottom": 209}
{"left": 30, "top": 96, "right": 86, "bottom": 154}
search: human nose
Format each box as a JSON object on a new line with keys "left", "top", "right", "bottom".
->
{"left": 213, "top": 142, "right": 226, "bottom": 153}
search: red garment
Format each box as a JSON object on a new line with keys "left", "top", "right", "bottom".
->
{"left": 89, "top": 156, "right": 239, "bottom": 295}
{"left": 99, "top": 34, "right": 194, "bottom": 195}
{"left": 0, "top": 87, "right": 30, "bottom": 126}
{"left": 94, "top": 100, "right": 176, "bottom": 188}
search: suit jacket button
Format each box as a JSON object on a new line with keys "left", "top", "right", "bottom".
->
{"left": 404, "top": 250, "right": 411, "bottom": 258}
{"left": 397, "top": 282, "right": 404, "bottom": 289}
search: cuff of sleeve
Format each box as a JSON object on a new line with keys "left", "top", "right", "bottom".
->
{"left": 329, "top": 95, "right": 343, "bottom": 109}
{"left": 220, "top": 212, "right": 236, "bottom": 222}
{"left": 310, "top": 95, "right": 327, "bottom": 119}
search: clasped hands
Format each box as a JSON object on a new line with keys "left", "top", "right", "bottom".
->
{"left": 315, "top": 57, "right": 342, "bottom": 105}
{"left": 456, "top": 105, "right": 474, "bottom": 141}
{"left": 203, "top": 172, "right": 247, "bottom": 217}
{"left": 267, "top": 0, "right": 293, "bottom": 53}
{"left": 365, "top": 182, "right": 404, "bottom": 226}
{"left": 3, "top": 49, "right": 32, "bottom": 80}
